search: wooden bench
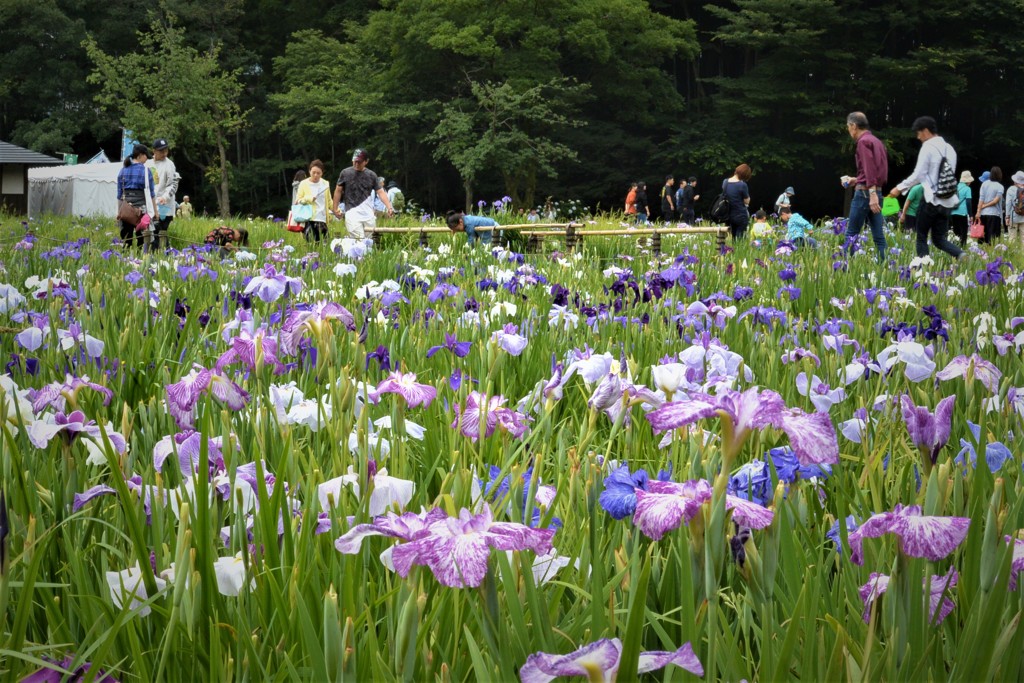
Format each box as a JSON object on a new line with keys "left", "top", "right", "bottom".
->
{"left": 365, "top": 222, "right": 730, "bottom": 254}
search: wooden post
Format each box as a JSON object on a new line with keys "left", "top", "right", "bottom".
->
{"left": 527, "top": 234, "right": 539, "bottom": 254}
{"left": 651, "top": 230, "right": 662, "bottom": 256}
{"left": 566, "top": 222, "right": 576, "bottom": 251}
{"left": 717, "top": 227, "right": 727, "bottom": 251}
{"left": 418, "top": 229, "right": 429, "bottom": 248}
{"left": 371, "top": 229, "right": 382, "bottom": 248}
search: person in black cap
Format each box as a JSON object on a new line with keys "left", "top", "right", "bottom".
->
{"left": 145, "top": 138, "right": 178, "bottom": 251}
{"left": 331, "top": 148, "right": 395, "bottom": 238}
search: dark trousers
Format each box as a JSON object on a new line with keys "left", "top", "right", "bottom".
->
{"left": 949, "top": 214, "right": 968, "bottom": 245}
{"left": 916, "top": 201, "right": 961, "bottom": 259}
{"left": 980, "top": 214, "right": 1002, "bottom": 244}
{"left": 661, "top": 203, "right": 675, "bottom": 222}
{"left": 154, "top": 216, "right": 173, "bottom": 250}
{"left": 304, "top": 221, "right": 327, "bottom": 243}
{"left": 729, "top": 215, "right": 748, "bottom": 240}
{"left": 681, "top": 208, "right": 695, "bottom": 224}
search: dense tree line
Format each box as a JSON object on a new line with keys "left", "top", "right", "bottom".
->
{"left": 2, "top": 0, "right": 1022, "bottom": 218}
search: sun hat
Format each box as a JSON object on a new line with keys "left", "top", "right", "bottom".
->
{"left": 785, "top": 186, "right": 795, "bottom": 194}
{"left": 959, "top": 171, "right": 974, "bottom": 184}
{"left": 979, "top": 171, "right": 990, "bottom": 183}
{"left": 1012, "top": 171, "right": 1024, "bottom": 185}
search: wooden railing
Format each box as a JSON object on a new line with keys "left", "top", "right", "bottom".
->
{"left": 366, "top": 222, "right": 730, "bottom": 254}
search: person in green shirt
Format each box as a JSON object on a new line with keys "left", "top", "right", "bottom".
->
{"left": 881, "top": 195, "right": 901, "bottom": 230}
{"left": 899, "top": 184, "right": 923, "bottom": 232}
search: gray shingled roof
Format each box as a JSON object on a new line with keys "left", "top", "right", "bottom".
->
{"left": 0, "top": 140, "right": 63, "bottom": 165}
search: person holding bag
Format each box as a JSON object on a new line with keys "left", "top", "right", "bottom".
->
{"left": 293, "top": 159, "right": 334, "bottom": 243}
{"left": 116, "top": 144, "right": 158, "bottom": 250}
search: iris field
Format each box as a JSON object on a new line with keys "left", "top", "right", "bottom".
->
{"left": 1, "top": 214, "right": 1023, "bottom": 682}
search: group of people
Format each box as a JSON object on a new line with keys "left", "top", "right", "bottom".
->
{"left": 624, "top": 177, "right": 700, "bottom": 225}
{"left": 288, "top": 150, "right": 397, "bottom": 243}
{"left": 115, "top": 139, "right": 180, "bottom": 250}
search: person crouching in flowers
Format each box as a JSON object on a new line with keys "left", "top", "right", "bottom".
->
{"left": 295, "top": 159, "right": 335, "bottom": 244}
{"left": 205, "top": 225, "right": 249, "bottom": 257}
{"left": 446, "top": 210, "right": 501, "bottom": 247}
{"left": 750, "top": 209, "right": 772, "bottom": 238}
{"left": 780, "top": 206, "right": 817, "bottom": 248}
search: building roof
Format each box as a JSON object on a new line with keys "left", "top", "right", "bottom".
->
{"left": 0, "top": 140, "right": 63, "bottom": 165}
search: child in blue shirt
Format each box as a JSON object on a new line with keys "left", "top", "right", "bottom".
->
{"left": 447, "top": 211, "right": 500, "bottom": 246}
{"left": 780, "top": 206, "right": 817, "bottom": 248}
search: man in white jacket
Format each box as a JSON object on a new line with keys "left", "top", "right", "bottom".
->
{"left": 146, "top": 138, "right": 179, "bottom": 251}
{"left": 888, "top": 116, "right": 962, "bottom": 260}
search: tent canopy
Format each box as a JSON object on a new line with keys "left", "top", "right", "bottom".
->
{"left": 28, "top": 163, "right": 121, "bottom": 218}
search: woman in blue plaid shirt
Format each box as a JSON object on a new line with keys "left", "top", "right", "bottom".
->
{"left": 117, "top": 144, "right": 159, "bottom": 250}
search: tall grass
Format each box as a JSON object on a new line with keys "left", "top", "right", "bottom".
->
{"left": 0, "top": 212, "right": 1022, "bottom": 681}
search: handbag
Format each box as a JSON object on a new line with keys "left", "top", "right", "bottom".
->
{"left": 290, "top": 203, "right": 313, "bottom": 223}
{"left": 285, "top": 211, "right": 304, "bottom": 232}
{"left": 117, "top": 200, "right": 143, "bottom": 226}
{"left": 969, "top": 217, "right": 984, "bottom": 239}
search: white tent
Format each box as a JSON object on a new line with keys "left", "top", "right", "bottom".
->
{"left": 28, "top": 163, "right": 121, "bottom": 218}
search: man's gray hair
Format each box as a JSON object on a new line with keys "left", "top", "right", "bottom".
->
{"left": 846, "top": 112, "right": 870, "bottom": 130}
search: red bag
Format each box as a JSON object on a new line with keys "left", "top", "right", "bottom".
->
{"left": 969, "top": 218, "right": 984, "bottom": 239}
{"left": 285, "top": 211, "right": 304, "bottom": 233}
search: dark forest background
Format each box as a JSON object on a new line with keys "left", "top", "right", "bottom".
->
{"left": 3, "top": 0, "right": 1023, "bottom": 219}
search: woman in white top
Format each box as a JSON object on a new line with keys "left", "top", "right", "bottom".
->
{"left": 294, "top": 159, "right": 335, "bottom": 243}
{"left": 975, "top": 166, "right": 1004, "bottom": 244}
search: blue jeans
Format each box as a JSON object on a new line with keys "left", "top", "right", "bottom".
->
{"left": 845, "top": 189, "right": 886, "bottom": 260}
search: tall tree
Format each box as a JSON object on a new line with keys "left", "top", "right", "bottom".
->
{"left": 429, "top": 77, "right": 587, "bottom": 211}
{"left": 84, "top": 20, "right": 249, "bottom": 217}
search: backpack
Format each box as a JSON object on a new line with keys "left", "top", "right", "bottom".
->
{"left": 391, "top": 189, "right": 405, "bottom": 213}
{"left": 934, "top": 145, "right": 957, "bottom": 199}
{"left": 710, "top": 180, "right": 731, "bottom": 223}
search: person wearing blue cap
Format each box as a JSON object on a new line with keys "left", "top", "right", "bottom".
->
{"left": 774, "top": 186, "right": 794, "bottom": 214}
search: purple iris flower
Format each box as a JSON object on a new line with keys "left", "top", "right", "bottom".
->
{"left": 374, "top": 371, "right": 437, "bottom": 408}
{"left": 491, "top": 323, "right": 529, "bottom": 356}
{"left": 599, "top": 465, "right": 650, "bottom": 519}
{"left": 451, "top": 392, "right": 530, "bottom": 441}
{"left": 859, "top": 568, "right": 957, "bottom": 624}
{"left": 216, "top": 327, "right": 286, "bottom": 375}
{"left": 280, "top": 301, "right": 356, "bottom": 355}
{"left": 780, "top": 347, "right": 821, "bottom": 366}
{"left": 900, "top": 394, "right": 955, "bottom": 465}
{"left": 645, "top": 387, "right": 840, "bottom": 467}
{"left": 935, "top": 354, "right": 1002, "bottom": 394}
{"left": 365, "top": 345, "right": 392, "bottom": 372}
{"left": 28, "top": 375, "right": 113, "bottom": 414}
{"left": 388, "top": 504, "right": 555, "bottom": 588}
{"left": 826, "top": 515, "right": 860, "bottom": 555}
{"left": 519, "top": 638, "right": 702, "bottom": 683}
{"left": 337, "top": 505, "right": 555, "bottom": 588}
{"left": 427, "top": 283, "right": 460, "bottom": 303}
{"left": 165, "top": 366, "right": 251, "bottom": 429}
{"left": 633, "top": 478, "right": 773, "bottom": 540}
{"left": 153, "top": 430, "right": 227, "bottom": 478}
{"left": 20, "top": 655, "right": 119, "bottom": 682}
{"left": 426, "top": 334, "right": 472, "bottom": 359}
{"left": 243, "top": 264, "right": 304, "bottom": 303}
{"left": 777, "top": 284, "right": 801, "bottom": 301}
{"left": 779, "top": 267, "right": 797, "bottom": 281}
{"left": 848, "top": 504, "right": 970, "bottom": 565}
{"left": 975, "top": 257, "right": 1010, "bottom": 285}
{"left": 727, "top": 460, "right": 772, "bottom": 506}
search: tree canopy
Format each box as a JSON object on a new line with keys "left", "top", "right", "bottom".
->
{"left": 3, "top": 0, "right": 1021, "bottom": 218}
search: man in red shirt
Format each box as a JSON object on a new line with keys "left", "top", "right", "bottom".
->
{"left": 842, "top": 111, "right": 889, "bottom": 261}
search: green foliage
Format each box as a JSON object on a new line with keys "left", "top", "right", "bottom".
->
{"left": 429, "top": 77, "right": 588, "bottom": 211}
{"left": 84, "top": 20, "right": 249, "bottom": 217}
